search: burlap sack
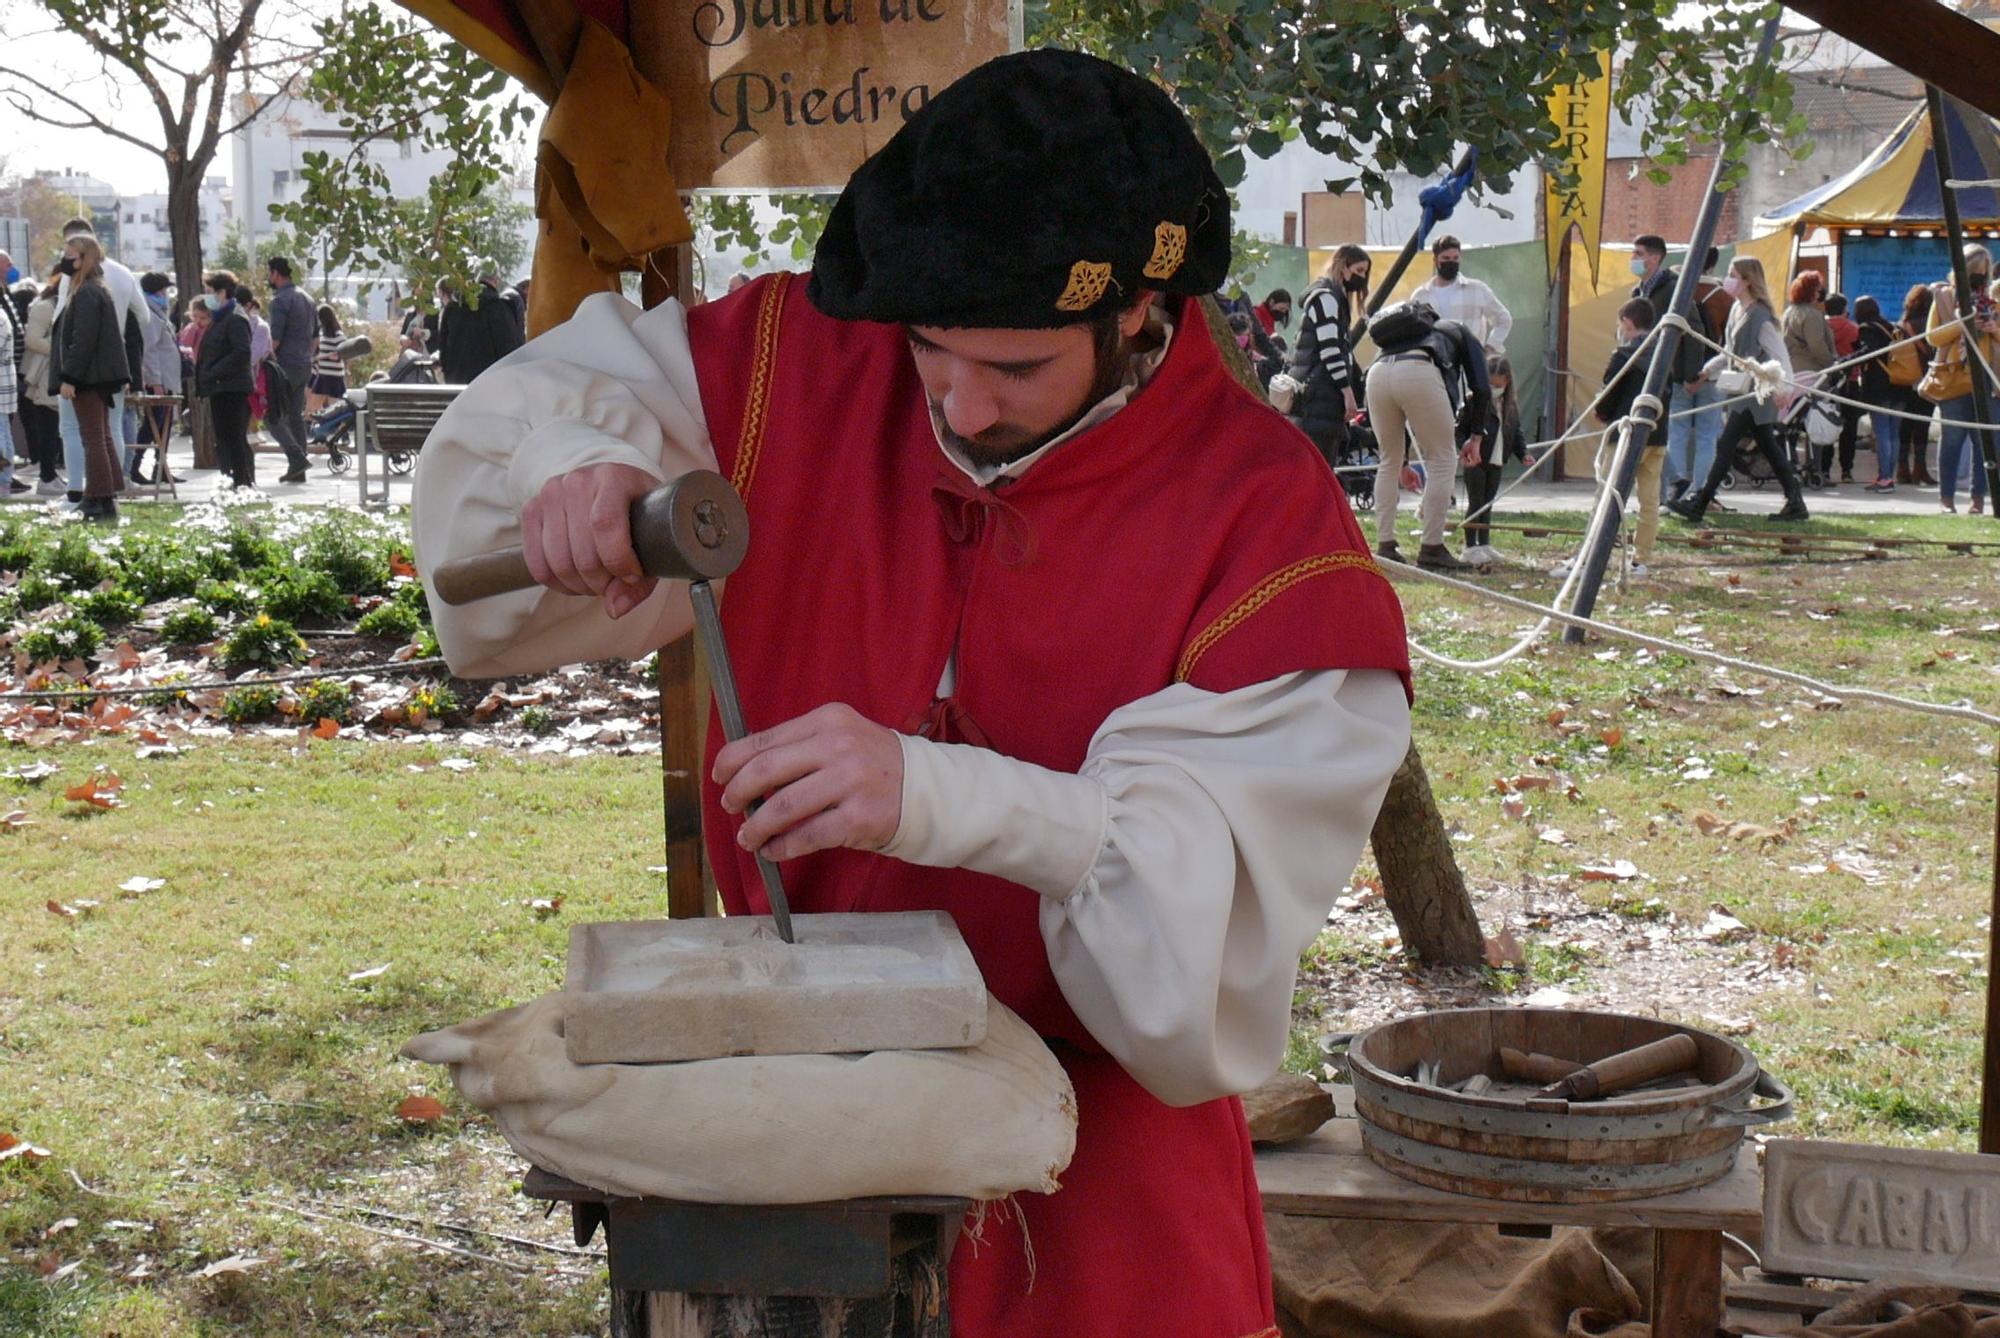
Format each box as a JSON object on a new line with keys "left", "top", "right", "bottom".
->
{"left": 403, "top": 993, "right": 1076, "bottom": 1204}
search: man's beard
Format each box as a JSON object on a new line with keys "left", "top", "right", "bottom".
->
{"left": 934, "top": 341, "right": 1135, "bottom": 470}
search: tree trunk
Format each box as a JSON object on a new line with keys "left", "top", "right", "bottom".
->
{"left": 165, "top": 163, "right": 207, "bottom": 319}
{"left": 165, "top": 160, "right": 219, "bottom": 469}
{"left": 1369, "top": 741, "right": 1485, "bottom": 966}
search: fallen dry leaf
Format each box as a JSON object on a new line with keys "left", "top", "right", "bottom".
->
{"left": 1, "top": 760, "right": 58, "bottom": 783}
{"left": 1698, "top": 906, "right": 1753, "bottom": 942}
{"left": 0, "top": 1132, "right": 51, "bottom": 1163}
{"left": 1501, "top": 796, "right": 1528, "bottom": 821}
{"left": 2, "top": 808, "right": 32, "bottom": 830}
{"left": 390, "top": 553, "right": 418, "bottom": 578}
{"left": 1578, "top": 859, "right": 1640, "bottom": 882}
{"left": 395, "top": 1095, "right": 446, "bottom": 1124}
{"left": 309, "top": 718, "right": 339, "bottom": 740}
{"left": 64, "top": 772, "right": 125, "bottom": 810}
{"left": 1482, "top": 931, "right": 1526, "bottom": 970}
{"left": 1692, "top": 811, "right": 1792, "bottom": 848}
{"left": 347, "top": 963, "right": 391, "bottom": 982}
{"left": 526, "top": 895, "right": 564, "bottom": 920}
{"left": 197, "top": 1253, "right": 267, "bottom": 1279}
{"left": 43, "top": 1217, "right": 79, "bottom": 1239}
{"left": 118, "top": 876, "right": 166, "bottom": 896}
{"left": 1537, "top": 827, "right": 1571, "bottom": 846}
{"left": 1599, "top": 727, "right": 1624, "bottom": 748}
{"left": 45, "top": 899, "right": 78, "bottom": 920}
{"left": 1545, "top": 708, "right": 1567, "bottom": 727}
{"left": 1509, "top": 775, "right": 1557, "bottom": 792}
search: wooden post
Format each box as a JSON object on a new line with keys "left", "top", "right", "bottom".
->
{"left": 1988, "top": 767, "right": 2000, "bottom": 1155}
{"left": 1650, "top": 1228, "right": 1724, "bottom": 1338}
{"left": 1549, "top": 231, "right": 1573, "bottom": 483}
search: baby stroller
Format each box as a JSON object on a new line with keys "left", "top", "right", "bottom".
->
{"left": 1731, "top": 375, "right": 1832, "bottom": 492}
{"left": 308, "top": 335, "right": 374, "bottom": 475}
{"left": 1331, "top": 409, "right": 1381, "bottom": 510}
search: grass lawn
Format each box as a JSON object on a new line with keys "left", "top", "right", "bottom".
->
{"left": 1, "top": 502, "right": 1996, "bottom": 1333}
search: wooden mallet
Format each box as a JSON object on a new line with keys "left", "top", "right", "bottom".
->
{"left": 429, "top": 469, "right": 749, "bottom": 606}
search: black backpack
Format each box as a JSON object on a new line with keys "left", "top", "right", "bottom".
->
{"left": 1368, "top": 299, "right": 1440, "bottom": 355}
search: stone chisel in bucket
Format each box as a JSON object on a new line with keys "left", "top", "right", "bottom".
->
{"left": 425, "top": 469, "right": 989, "bottom": 1064}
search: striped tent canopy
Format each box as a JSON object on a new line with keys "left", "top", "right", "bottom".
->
{"left": 1754, "top": 98, "right": 2000, "bottom": 231}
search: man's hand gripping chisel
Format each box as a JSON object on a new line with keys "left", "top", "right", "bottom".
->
{"left": 430, "top": 470, "right": 796, "bottom": 943}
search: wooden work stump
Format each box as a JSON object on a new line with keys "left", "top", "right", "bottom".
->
{"left": 524, "top": 1168, "right": 969, "bottom": 1337}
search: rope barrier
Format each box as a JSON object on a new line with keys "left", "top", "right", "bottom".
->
{"left": 0, "top": 657, "right": 451, "bottom": 703}
{"left": 1385, "top": 560, "right": 2000, "bottom": 729}
{"left": 1663, "top": 309, "right": 2000, "bottom": 431}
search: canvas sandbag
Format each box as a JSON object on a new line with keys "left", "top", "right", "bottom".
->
{"left": 403, "top": 992, "right": 1077, "bottom": 1205}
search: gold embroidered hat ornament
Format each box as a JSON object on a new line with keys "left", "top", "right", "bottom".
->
{"left": 807, "top": 49, "right": 1231, "bottom": 330}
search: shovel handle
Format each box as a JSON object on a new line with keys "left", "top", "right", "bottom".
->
{"left": 432, "top": 548, "right": 535, "bottom": 606}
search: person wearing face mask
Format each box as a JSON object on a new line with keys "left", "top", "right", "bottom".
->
{"left": 132, "top": 272, "right": 182, "bottom": 485}
{"left": 195, "top": 286, "right": 256, "bottom": 489}
{"left": 1254, "top": 288, "right": 1291, "bottom": 340}
{"left": 1628, "top": 234, "right": 1676, "bottom": 320}
{"left": 1924, "top": 243, "right": 1999, "bottom": 515}
{"left": 1667, "top": 257, "right": 1808, "bottom": 524}
{"left": 1286, "top": 245, "right": 1370, "bottom": 468}
{"left": 1413, "top": 234, "right": 1512, "bottom": 356}
{"left": 1458, "top": 354, "right": 1525, "bottom": 565}
{"left": 52, "top": 218, "right": 143, "bottom": 505}
{"left": 47, "top": 235, "right": 132, "bottom": 521}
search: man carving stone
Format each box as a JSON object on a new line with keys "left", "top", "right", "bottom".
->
{"left": 416, "top": 49, "right": 1411, "bottom": 1337}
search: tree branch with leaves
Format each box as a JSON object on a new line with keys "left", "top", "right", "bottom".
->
{"left": 266, "top": 2, "right": 532, "bottom": 314}
{"left": 0, "top": 0, "right": 327, "bottom": 298}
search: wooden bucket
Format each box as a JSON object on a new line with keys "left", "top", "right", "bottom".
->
{"left": 1328, "top": 1007, "right": 1793, "bottom": 1204}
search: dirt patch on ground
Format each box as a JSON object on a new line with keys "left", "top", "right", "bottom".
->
{"left": 1295, "top": 872, "right": 1807, "bottom": 1069}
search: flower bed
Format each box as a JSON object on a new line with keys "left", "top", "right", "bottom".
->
{"left": 0, "top": 502, "right": 664, "bottom": 754}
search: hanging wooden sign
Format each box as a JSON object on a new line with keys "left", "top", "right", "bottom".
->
{"left": 650, "top": 0, "right": 1019, "bottom": 191}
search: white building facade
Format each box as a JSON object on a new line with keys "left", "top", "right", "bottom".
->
{"left": 118, "top": 176, "right": 230, "bottom": 277}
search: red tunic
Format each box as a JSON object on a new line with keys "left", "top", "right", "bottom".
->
{"left": 687, "top": 274, "right": 1409, "bottom": 1338}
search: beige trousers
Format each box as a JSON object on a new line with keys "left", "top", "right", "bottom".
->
{"left": 1633, "top": 446, "right": 1665, "bottom": 564}
{"left": 1367, "top": 356, "right": 1460, "bottom": 547}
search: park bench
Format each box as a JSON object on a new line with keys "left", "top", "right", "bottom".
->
{"left": 354, "top": 382, "right": 461, "bottom": 509}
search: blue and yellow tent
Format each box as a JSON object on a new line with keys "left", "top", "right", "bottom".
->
{"left": 1753, "top": 98, "right": 2000, "bottom": 313}
{"left": 1755, "top": 99, "right": 2000, "bottom": 233}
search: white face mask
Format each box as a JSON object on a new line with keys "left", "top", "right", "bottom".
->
{"left": 1722, "top": 275, "right": 1745, "bottom": 298}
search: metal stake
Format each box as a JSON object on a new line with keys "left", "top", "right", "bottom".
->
{"left": 688, "top": 580, "right": 794, "bottom": 943}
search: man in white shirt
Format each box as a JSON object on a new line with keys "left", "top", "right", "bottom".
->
{"left": 53, "top": 218, "right": 142, "bottom": 500}
{"left": 1412, "top": 233, "right": 1513, "bottom": 355}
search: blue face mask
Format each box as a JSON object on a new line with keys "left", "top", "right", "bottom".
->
{"left": 1629, "top": 256, "right": 1649, "bottom": 278}
{"left": 3, "top": 266, "right": 16, "bottom": 285}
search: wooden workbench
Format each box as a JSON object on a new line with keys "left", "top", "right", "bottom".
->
{"left": 1254, "top": 1088, "right": 1762, "bottom": 1338}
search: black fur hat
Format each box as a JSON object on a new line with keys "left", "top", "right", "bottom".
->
{"left": 807, "top": 49, "right": 1231, "bottom": 329}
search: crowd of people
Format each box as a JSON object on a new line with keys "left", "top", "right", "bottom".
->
{"left": 0, "top": 222, "right": 530, "bottom": 519}
{"left": 1214, "top": 228, "right": 1999, "bottom": 576}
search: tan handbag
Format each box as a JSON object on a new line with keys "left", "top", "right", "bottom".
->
{"left": 1919, "top": 342, "right": 1972, "bottom": 404}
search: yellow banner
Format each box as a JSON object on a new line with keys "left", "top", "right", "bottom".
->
{"left": 1545, "top": 51, "right": 1613, "bottom": 289}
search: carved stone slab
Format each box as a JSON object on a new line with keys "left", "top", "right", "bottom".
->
{"left": 564, "top": 912, "right": 987, "bottom": 1064}
{"left": 1763, "top": 1139, "right": 2000, "bottom": 1290}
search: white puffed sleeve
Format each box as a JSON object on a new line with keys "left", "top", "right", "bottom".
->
{"left": 412, "top": 293, "right": 720, "bottom": 679}
{"left": 881, "top": 668, "right": 1411, "bottom": 1107}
